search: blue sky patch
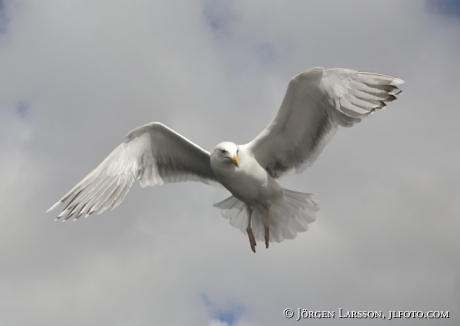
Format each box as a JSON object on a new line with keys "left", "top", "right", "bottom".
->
{"left": 427, "top": 0, "right": 460, "bottom": 18}
{"left": 201, "top": 294, "right": 245, "bottom": 326}
{"left": 16, "top": 102, "right": 29, "bottom": 119}
{"left": 0, "top": 0, "right": 7, "bottom": 35}
{"left": 202, "top": 0, "right": 237, "bottom": 37}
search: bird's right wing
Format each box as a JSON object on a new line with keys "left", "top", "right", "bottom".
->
{"left": 247, "top": 67, "right": 403, "bottom": 179}
{"left": 48, "top": 122, "right": 221, "bottom": 221}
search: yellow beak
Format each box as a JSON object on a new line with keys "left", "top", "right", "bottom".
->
{"left": 229, "top": 155, "right": 239, "bottom": 167}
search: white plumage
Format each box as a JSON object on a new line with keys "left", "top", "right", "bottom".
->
{"left": 48, "top": 67, "right": 403, "bottom": 252}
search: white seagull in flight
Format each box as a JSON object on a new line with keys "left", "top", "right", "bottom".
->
{"left": 48, "top": 67, "right": 403, "bottom": 252}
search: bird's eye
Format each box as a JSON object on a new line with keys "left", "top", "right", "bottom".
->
{"left": 220, "top": 149, "right": 227, "bottom": 154}
{"left": 237, "top": 149, "right": 239, "bottom": 154}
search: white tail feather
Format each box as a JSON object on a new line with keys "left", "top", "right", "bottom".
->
{"left": 213, "top": 189, "right": 320, "bottom": 243}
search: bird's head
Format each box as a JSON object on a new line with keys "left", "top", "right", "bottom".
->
{"left": 211, "top": 142, "right": 239, "bottom": 168}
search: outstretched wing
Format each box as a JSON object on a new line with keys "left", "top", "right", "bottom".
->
{"left": 48, "top": 122, "right": 220, "bottom": 221}
{"left": 247, "top": 67, "right": 404, "bottom": 178}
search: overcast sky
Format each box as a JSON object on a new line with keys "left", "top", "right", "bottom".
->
{"left": 1, "top": 0, "right": 459, "bottom": 325}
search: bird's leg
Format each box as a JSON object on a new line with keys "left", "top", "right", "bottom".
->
{"left": 265, "top": 207, "right": 270, "bottom": 249}
{"left": 246, "top": 207, "right": 256, "bottom": 253}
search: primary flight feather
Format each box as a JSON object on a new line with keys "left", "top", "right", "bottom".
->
{"left": 48, "top": 67, "right": 403, "bottom": 252}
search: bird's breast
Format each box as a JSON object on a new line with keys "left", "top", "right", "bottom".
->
{"left": 212, "top": 156, "right": 282, "bottom": 206}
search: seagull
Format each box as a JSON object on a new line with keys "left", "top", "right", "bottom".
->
{"left": 48, "top": 67, "right": 403, "bottom": 252}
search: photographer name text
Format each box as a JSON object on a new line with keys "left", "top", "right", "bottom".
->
{"left": 282, "top": 308, "right": 449, "bottom": 321}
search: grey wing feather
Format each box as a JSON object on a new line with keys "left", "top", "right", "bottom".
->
{"left": 48, "top": 122, "right": 221, "bottom": 221}
{"left": 248, "top": 67, "right": 403, "bottom": 178}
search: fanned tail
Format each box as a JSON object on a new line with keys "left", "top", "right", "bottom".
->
{"left": 213, "top": 189, "right": 320, "bottom": 243}
{"left": 212, "top": 195, "right": 247, "bottom": 230}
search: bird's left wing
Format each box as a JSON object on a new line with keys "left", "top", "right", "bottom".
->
{"left": 48, "top": 122, "right": 221, "bottom": 221}
{"left": 247, "top": 67, "right": 403, "bottom": 178}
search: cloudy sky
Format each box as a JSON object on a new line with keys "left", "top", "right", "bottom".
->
{"left": 1, "top": 0, "right": 459, "bottom": 325}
